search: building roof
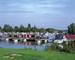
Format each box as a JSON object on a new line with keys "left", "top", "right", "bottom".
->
{"left": 65, "top": 35, "right": 75, "bottom": 40}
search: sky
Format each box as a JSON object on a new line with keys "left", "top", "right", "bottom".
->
{"left": 0, "top": 0, "right": 75, "bottom": 29}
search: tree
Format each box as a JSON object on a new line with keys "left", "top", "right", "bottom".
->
{"left": 27, "top": 24, "right": 31, "bottom": 32}
{"left": 28, "top": 24, "right": 31, "bottom": 28}
{"left": 68, "top": 23, "right": 75, "bottom": 34}
{"left": 46, "top": 28, "right": 55, "bottom": 33}
{"left": 0, "top": 26, "right": 2, "bottom": 32}
{"left": 39, "top": 28, "right": 45, "bottom": 32}
{"left": 14, "top": 26, "right": 19, "bottom": 32}
{"left": 3, "top": 24, "right": 13, "bottom": 32}
{"left": 19, "top": 25, "right": 25, "bottom": 32}
{"left": 32, "top": 25, "right": 37, "bottom": 32}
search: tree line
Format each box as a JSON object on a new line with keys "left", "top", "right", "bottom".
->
{"left": 0, "top": 24, "right": 56, "bottom": 33}
{"left": 0, "top": 23, "right": 75, "bottom": 34}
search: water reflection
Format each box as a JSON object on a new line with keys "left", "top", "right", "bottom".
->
{"left": 0, "top": 40, "right": 48, "bottom": 51}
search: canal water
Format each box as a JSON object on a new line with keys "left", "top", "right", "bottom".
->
{"left": 0, "top": 40, "right": 49, "bottom": 51}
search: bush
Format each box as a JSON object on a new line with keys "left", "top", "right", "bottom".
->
{"left": 50, "top": 42, "right": 75, "bottom": 53}
{"left": 50, "top": 43, "right": 60, "bottom": 51}
{"left": 50, "top": 42, "right": 71, "bottom": 53}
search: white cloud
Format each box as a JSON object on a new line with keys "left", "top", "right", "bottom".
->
{"left": 0, "top": 0, "right": 75, "bottom": 29}
{"left": 0, "top": 0, "right": 67, "bottom": 14}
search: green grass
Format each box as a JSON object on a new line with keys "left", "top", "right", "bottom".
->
{"left": 0, "top": 48, "right": 75, "bottom": 60}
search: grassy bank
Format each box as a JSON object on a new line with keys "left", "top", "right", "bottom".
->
{"left": 0, "top": 48, "right": 75, "bottom": 60}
